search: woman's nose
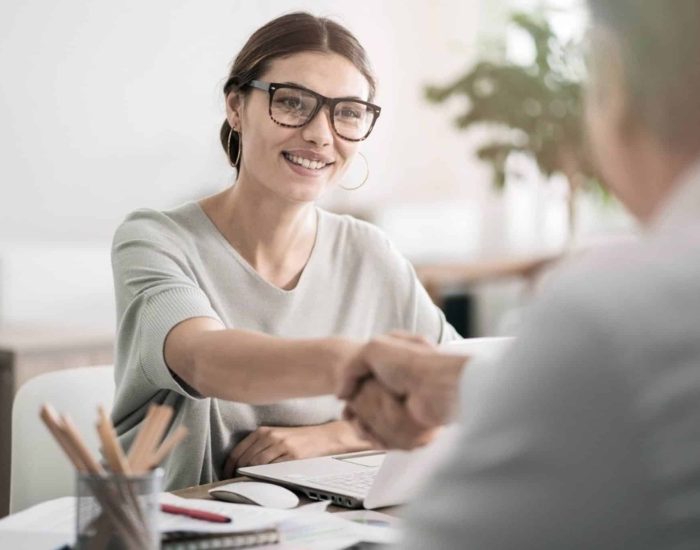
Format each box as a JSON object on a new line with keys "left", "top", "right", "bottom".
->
{"left": 301, "top": 106, "right": 334, "bottom": 147}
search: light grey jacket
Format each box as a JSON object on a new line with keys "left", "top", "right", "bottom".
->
{"left": 400, "top": 160, "right": 700, "bottom": 550}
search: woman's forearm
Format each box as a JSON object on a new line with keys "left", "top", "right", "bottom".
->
{"left": 165, "top": 318, "right": 359, "bottom": 403}
{"left": 192, "top": 330, "right": 358, "bottom": 402}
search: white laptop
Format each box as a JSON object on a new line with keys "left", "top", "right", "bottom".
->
{"left": 238, "top": 337, "right": 513, "bottom": 509}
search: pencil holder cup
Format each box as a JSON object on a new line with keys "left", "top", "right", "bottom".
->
{"left": 75, "top": 469, "right": 163, "bottom": 550}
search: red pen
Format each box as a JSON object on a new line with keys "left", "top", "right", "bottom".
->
{"left": 160, "top": 503, "right": 232, "bottom": 523}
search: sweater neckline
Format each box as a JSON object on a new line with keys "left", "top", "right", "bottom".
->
{"left": 189, "top": 202, "right": 324, "bottom": 295}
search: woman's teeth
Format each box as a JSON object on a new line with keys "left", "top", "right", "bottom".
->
{"left": 283, "top": 153, "right": 329, "bottom": 170}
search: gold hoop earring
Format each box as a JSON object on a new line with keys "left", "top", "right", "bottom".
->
{"left": 340, "top": 152, "right": 369, "bottom": 190}
{"left": 227, "top": 127, "right": 241, "bottom": 168}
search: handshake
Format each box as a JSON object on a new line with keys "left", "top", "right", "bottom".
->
{"left": 336, "top": 334, "right": 469, "bottom": 450}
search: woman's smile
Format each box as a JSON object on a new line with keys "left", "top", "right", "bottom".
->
{"left": 229, "top": 50, "right": 369, "bottom": 203}
{"left": 282, "top": 149, "right": 336, "bottom": 178}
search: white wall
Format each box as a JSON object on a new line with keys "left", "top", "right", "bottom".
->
{"left": 0, "top": 0, "right": 493, "bottom": 244}
{"left": 0, "top": 0, "right": 508, "bottom": 328}
{"left": 0, "top": 0, "right": 630, "bottom": 330}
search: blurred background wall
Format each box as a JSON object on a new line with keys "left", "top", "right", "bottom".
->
{"left": 0, "top": 0, "right": 630, "bottom": 332}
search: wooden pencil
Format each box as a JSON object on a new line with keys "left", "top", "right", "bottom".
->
{"left": 132, "top": 405, "right": 173, "bottom": 473}
{"left": 39, "top": 404, "right": 87, "bottom": 472}
{"left": 96, "top": 406, "right": 131, "bottom": 475}
{"left": 147, "top": 425, "right": 188, "bottom": 470}
{"left": 127, "top": 405, "right": 159, "bottom": 467}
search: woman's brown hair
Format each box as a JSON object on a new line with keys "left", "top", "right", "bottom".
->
{"left": 220, "top": 12, "right": 377, "bottom": 170}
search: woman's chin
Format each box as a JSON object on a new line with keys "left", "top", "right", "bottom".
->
{"left": 282, "top": 173, "right": 335, "bottom": 203}
{"left": 284, "top": 184, "right": 329, "bottom": 204}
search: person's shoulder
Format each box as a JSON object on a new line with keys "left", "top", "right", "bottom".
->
{"left": 320, "top": 209, "right": 394, "bottom": 256}
{"left": 534, "top": 234, "right": 696, "bottom": 328}
{"left": 498, "top": 241, "right": 657, "bottom": 403}
{"left": 112, "top": 202, "right": 200, "bottom": 249}
{"left": 540, "top": 240, "right": 638, "bottom": 300}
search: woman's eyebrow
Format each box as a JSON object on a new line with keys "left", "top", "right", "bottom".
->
{"left": 279, "top": 81, "right": 364, "bottom": 100}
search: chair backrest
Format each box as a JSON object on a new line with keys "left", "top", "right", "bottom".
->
{"left": 10, "top": 365, "right": 115, "bottom": 513}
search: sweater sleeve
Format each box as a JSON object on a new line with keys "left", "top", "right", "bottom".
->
{"left": 378, "top": 233, "right": 460, "bottom": 343}
{"left": 401, "top": 252, "right": 461, "bottom": 344}
{"left": 111, "top": 210, "right": 221, "bottom": 399}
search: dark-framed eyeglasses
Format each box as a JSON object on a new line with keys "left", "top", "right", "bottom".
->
{"left": 246, "top": 80, "right": 381, "bottom": 142}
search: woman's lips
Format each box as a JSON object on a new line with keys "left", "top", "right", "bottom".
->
{"left": 282, "top": 152, "right": 332, "bottom": 177}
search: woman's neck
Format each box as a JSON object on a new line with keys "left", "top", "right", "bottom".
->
{"left": 200, "top": 178, "right": 318, "bottom": 288}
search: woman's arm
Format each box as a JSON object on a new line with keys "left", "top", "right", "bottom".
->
{"left": 164, "top": 317, "right": 359, "bottom": 403}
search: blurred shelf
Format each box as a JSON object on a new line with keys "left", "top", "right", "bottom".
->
{"left": 416, "top": 253, "right": 561, "bottom": 305}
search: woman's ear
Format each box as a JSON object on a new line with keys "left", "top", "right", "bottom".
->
{"left": 225, "top": 92, "right": 243, "bottom": 131}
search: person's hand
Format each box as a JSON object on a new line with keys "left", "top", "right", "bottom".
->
{"left": 344, "top": 378, "right": 440, "bottom": 450}
{"left": 222, "top": 421, "right": 373, "bottom": 478}
{"left": 339, "top": 334, "right": 468, "bottom": 440}
{"left": 337, "top": 332, "right": 432, "bottom": 399}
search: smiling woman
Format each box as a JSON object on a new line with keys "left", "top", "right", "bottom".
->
{"left": 110, "top": 11, "right": 459, "bottom": 491}
{"left": 220, "top": 49, "right": 376, "bottom": 205}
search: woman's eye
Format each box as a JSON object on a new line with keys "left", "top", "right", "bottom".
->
{"left": 339, "top": 108, "right": 361, "bottom": 119}
{"left": 276, "top": 96, "right": 302, "bottom": 110}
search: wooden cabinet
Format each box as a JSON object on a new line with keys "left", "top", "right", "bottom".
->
{"left": 0, "top": 326, "right": 114, "bottom": 517}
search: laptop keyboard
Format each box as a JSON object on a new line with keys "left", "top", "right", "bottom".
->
{"left": 296, "top": 469, "right": 378, "bottom": 495}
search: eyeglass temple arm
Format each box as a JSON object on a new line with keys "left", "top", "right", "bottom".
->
{"left": 248, "top": 80, "right": 271, "bottom": 92}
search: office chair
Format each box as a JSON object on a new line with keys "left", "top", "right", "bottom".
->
{"left": 9, "top": 365, "right": 114, "bottom": 513}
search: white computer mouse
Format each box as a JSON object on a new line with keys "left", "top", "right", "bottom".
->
{"left": 208, "top": 481, "right": 300, "bottom": 509}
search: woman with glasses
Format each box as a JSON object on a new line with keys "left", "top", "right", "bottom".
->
{"left": 111, "top": 12, "right": 458, "bottom": 490}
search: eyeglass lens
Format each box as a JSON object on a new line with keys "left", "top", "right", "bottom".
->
{"left": 270, "top": 87, "right": 374, "bottom": 140}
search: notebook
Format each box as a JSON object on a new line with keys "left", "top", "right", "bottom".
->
{"left": 162, "top": 527, "right": 279, "bottom": 549}
{"left": 159, "top": 492, "right": 287, "bottom": 547}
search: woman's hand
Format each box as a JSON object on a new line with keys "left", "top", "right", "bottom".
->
{"left": 222, "top": 420, "right": 373, "bottom": 478}
{"left": 339, "top": 332, "right": 466, "bottom": 449}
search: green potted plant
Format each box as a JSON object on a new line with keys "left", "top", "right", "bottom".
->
{"left": 425, "top": 10, "right": 603, "bottom": 242}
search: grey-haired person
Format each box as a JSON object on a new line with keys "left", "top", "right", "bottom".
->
{"left": 342, "top": 1, "right": 700, "bottom": 548}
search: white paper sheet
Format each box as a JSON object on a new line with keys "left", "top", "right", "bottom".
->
{"left": 273, "top": 509, "right": 400, "bottom": 549}
{"left": 0, "top": 492, "right": 399, "bottom": 550}
{"left": 0, "top": 496, "right": 75, "bottom": 549}
{"left": 0, "top": 530, "right": 71, "bottom": 550}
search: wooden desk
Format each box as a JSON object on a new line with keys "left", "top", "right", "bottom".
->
{"left": 0, "top": 326, "right": 114, "bottom": 518}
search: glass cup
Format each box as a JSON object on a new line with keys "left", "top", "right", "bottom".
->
{"left": 75, "top": 469, "right": 162, "bottom": 550}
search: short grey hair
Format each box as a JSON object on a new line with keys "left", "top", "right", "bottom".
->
{"left": 587, "top": 0, "right": 700, "bottom": 152}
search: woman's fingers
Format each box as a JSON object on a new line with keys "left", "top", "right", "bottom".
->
{"left": 223, "top": 453, "right": 243, "bottom": 479}
{"left": 224, "top": 433, "right": 255, "bottom": 478}
{"left": 270, "top": 454, "right": 293, "bottom": 464}
{"left": 242, "top": 443, "right": 286, "bottom": 467}
{"left": 352, "top": 417, "right": 384, "bottom": 449}
{"left": 349, "top": 378, "right": 434, "bottom": 450}
{"left": 337, "top": 356, "right": 371, "bottom": 400}
{"left": 234, "top": 430, "right": 277, "bottom": 469}
{"left": 226, "top": 428, "right": 277, "bottom": 474}
{"left": 223, "top": 441, "right": 251, "bottom": 478}
{"left": 226, "top": 430, "right": 259, "bottom": 472}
